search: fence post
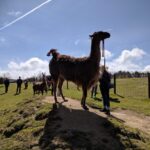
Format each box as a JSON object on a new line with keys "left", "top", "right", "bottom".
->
{"left": 148, "top": 73, "right": 150, "bottom": 99}
{"left": 114, "top": 74, "right": 116, "bottom": 94}
{"left": 67, "top": 81, "right": 69, "bottom": 89}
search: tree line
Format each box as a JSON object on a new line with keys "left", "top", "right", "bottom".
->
{"left": 114, "top": 71, "right": 149, "bottom": 78}
{"left": 0, "top": 71, "right": 149, "bottom": 84}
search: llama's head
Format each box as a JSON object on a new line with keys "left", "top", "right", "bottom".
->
{"left": 89, "top": 31, "right": 110, "bottom": 41}
{"left": 47, "top": 49, "right": 57, "bottom": 56}
{"left": 47, "top": 49, "right": 59, "bottom": 59}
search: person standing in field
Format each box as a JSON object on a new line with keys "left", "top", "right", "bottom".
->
{"left": 16, "top": 76, "right": 22, "bottom": 94}
{"left": 99, "top": 66, "right": 111, "bottom": 115}
{"left": 4, "top": 78, "right": 10, "bottom": 93}
{"left": 24, "top": 80, "right": 28, "bottom": 89}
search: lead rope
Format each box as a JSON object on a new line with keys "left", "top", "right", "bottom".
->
{"left": 102, "top": 39, "right": 105, "bottom": 68}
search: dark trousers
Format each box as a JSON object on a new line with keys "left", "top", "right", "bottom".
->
{"left": 100, "top": 86, "right": 110, "bottom": 108}
{"left": 5, "top": 85, "right": 9, "bottom": 93}
{"left": 16, "top": 85, "right": 21, "bottom": 94}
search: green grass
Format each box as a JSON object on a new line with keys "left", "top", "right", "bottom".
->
{"left": 0, "top": 83, "right": 52, "bottom": 150}
{"left": 0, "top": 79, "right": 150, "bottom": 149}
{"left": 62, "top": 81, "right": 150, "bottom": 116}
{"left": 116, "top": 77, "right": 148, "bottom": 99}
{"left": 0, "top": 83, "right": 40, "bottom": 110}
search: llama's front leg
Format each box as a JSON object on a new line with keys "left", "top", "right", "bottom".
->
{"left": 58, "top": 78, "right": 67, "bottom": 101}
{"left": 81, "top": 85, "right": 88, "bottom": 110}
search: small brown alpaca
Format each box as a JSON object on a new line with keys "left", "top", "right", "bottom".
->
{"left": 47, "top": 31, "right": 110, "bottom": 110}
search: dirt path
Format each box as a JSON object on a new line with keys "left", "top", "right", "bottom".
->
{"left": 39, "top": 96, "right": 150, "bottom": 149}
{"left": 112, "top": 109, "right": 150, "bottom": 135}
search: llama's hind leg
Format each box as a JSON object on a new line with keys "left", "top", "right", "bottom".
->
{"left": 58, "top": 78, "right": 66, "bottom": 101}
{"left": 81, "top": 85, "right": 88, "bottom": 110}
{"left": 53, "top": 79, "right": 58, "bottom": 103}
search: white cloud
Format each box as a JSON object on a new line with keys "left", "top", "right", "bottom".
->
{"left": 7, "top": 11, "right": 22, "bottom": 17}
{"left": 107, "top": 48, "right": 147, "bottom": 72}
{"left": 115, "top": 48, "right": 145, "bottom": 64}
{"left": 143, "top": 65, "right": 150, "bottom": 72}
{"left": 0, "top": 48, "right": 149, "bottom": 79}
{"left": 105, "top": 50, "right": 113, "bottom": 59}
{"left": 0, "top": 57, "right": 49, "bottom": 79}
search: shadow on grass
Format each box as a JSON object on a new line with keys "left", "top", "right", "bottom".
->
{"left": 39, "top": 103, "right": 125, "bottom": 150}
{"left": 110, "top": 97, "right": 120, "bottom": 103}
{"left": 14, "top": 93, "right": 20, "bottom": 96}
{"left": 93, "top": 97, "right": 102, "bottom": 101}
{"left": 0, "top": 92, "right": 6, "bottom": 95}
{"left": 115, "top": 94, "right": 124, "bottom": 98}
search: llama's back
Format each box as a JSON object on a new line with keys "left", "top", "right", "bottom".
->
{"left": 57, "top": 57, "right": 100, "bottom": 88}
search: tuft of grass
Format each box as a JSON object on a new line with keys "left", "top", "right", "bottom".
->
{"left": 0, "top": 83, "right": 52, "bottom": 149}
{"left": 35, "top": 104, "right": 52, "bottom": 121}
{"left": 108, "top": 117, "right": 150, "bottom": 149}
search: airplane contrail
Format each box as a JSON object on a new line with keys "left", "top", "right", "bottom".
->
{"left": 0, "top": 0, "right": 53, "bottom": 31}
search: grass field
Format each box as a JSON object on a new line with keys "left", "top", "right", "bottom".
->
{"left": 0, "top": 83, "right": 52, "bottom": 149}
{"left": 63, "top": 80, "right": 150, "bottom": 115}
{"left": 115, "top": 77, "right": 148, "bottom": 99}
{"left": 0, "top": 80, "right": 150, "bottom": 149}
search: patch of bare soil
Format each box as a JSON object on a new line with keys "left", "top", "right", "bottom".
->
{"left": 40, "top": 96, "right": 150, "bottom": 149}
{"left": 111, "top": 109, "right": 150, "bottom": 135}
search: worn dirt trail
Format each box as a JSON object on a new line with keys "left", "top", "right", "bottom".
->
{"left": 39, "top": 96, "right": 150, "bottom": 149}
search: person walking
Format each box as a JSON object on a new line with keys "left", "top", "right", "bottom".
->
{"left": 99, "top": 66, "right": 111, "bottom": 115}
{"left": 4, "top": 78, "right": 10, "bottom": 93}
{"left": 16, "top": 76, "right": 22, "bottom": 94}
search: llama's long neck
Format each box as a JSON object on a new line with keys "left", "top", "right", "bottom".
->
{"left": 89, "top": 38, "right": 101, "bottom": 63}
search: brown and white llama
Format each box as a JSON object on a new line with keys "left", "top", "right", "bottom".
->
{"left": 47, "top": 31, "right": 110, "bottom": 110}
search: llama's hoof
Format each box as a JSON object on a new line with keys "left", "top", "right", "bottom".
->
{"left": 82, "top": 105, "right": 89, "bottom": 110}
{"left": 105, "top": 110, "right": 111, "bottom": 116}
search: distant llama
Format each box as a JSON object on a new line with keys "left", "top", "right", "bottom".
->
{"left": 47, "top": 31, "right": 110, "bottom": 110}
{"left": 33, "top": 74, "right": 48, "bottom": 95}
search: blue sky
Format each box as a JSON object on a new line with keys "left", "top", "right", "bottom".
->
{"left": 0, "top": 0, "right": 150, "bottom": 78}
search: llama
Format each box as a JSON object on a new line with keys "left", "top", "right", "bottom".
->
{"left": 47, "top": 31, "right": 110, "bottom": 110}
{"left": 33, "top": 74, "right": 48, "bottom": 95}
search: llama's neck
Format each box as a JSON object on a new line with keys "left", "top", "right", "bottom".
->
{"left": 89, "top": 38, "right": 101, "bottom": 63}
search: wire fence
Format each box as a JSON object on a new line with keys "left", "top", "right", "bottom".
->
{"left": 113, "top": 73, "right": 150, "bottom": 99}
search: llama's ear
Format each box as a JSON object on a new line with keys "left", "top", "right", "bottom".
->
{"left": 47, "top": 51, "right": 51, "bottom": 56}
{"left": 89, "top": 34, "right": 93, "bottom": 39}
{"left": 89, "top": 32, "right": 96, "bottom": 38}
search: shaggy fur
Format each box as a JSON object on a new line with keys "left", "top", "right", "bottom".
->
{"left": 47, "top": 31, "right": 110, "bottom": 109}
{"left": 33, "top": 74, "right": 48, "bottom": 95}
